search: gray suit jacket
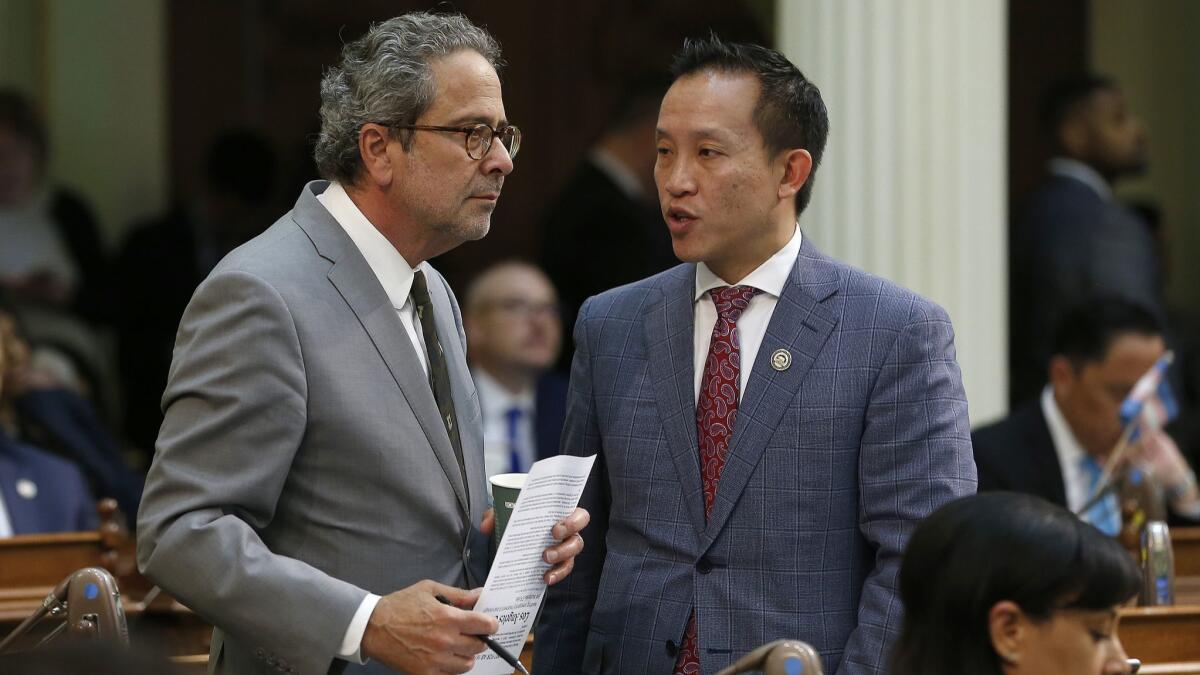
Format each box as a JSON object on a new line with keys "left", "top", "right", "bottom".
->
{"left": 534, "top": 238, "right": 976, "bottom": 674}
{"left": 137, "top": 182, "right": 490, "bottom": 675}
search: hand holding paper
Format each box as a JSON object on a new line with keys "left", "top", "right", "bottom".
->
{"left": 468, "top": 454, "right": 596, "bottom": 674}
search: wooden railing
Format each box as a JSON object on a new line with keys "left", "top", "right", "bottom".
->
{"left": 0, "top": 500, "right": 210, "bottom": 661}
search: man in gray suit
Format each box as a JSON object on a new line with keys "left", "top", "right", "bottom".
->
{"left": 137, "top": 13, "right": 587, "bottom": 675}
{"left": 535, "top": 36, "right": 976, "bottom": 674}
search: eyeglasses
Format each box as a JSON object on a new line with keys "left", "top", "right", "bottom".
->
{"left": 386, "top": 122, "right": 521, "bottom": 160}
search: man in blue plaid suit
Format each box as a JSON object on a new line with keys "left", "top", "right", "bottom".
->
{"left": 535, "top": 36, "right": 976, "bottom": 675}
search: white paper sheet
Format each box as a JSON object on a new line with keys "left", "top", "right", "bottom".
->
{"left": 467, "top": 454, "right": 596, "bottom": 674}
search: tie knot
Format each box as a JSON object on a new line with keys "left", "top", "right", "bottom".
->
{"left": 708, "top": 285, "right": 759, "bottom": 321}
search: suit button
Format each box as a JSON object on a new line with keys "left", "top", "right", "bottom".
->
{"left": 697, "top": 557, "right": 714, "bottom": 574}
{"left": 465, "top": 549, "right": 472, "bottom": 561}
{"left": 666, "top": 639, "right": 678, "bottom": 657}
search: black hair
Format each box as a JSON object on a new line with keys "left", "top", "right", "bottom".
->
{"left": 0, "top": 88, "right": 48, "bottom": 163}
{"left": 669, "top": 34, "right": 829, "bottom": 216}
{"left": 891, "top": 492, "right": 1141, "bottom": 675}
{"left": 1040, "top": 73, "right": 1117, "bottom": 143}
{"left": 607, "top": 76, "right": 671, "bottom": 134}
{"left": 1051, "top": 296, "right": 1162, "bottom": 369}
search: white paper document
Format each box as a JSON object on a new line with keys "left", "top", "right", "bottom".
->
{"left": 468, "top": 454, "right": 596, "bottom": 674}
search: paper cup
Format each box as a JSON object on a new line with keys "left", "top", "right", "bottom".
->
{"left": 489, "top": 473, "right": 527, "bottom": 545}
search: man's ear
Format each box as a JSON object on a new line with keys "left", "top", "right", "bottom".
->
{"left": 988, "top": 600, "right": 1028, "bottom": 668}
{"left": 358, "top": 123, "right": 397, "bottom": 188}
{"left": 1048, "top": 355, "right": 1076, "bottom": 392}
{"left": 777, "top": 148, "right": 813, "bottom": 202}
{"left": 1059, "top": 118, "right": 1089, "bottom": 159}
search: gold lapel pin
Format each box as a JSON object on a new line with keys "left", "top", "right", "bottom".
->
{"left": 771, "top": 349, "right": 792, "bottom": 372}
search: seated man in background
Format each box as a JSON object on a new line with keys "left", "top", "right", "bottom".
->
{"left": 463, "top": 261, "right": 566, "bottom": 478}
{"left": 0, "top": 297, "right": 141, "bottom": 520}
{"left": 975, "top": 297, "right": 1200, "bottom": 535}
{"left": 0, "top": 303, "right": 97, "bottom": 536}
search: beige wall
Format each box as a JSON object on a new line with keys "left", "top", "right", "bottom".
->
{"left": 1, "top": 0, "right": 168, "bottom": 245}
{"left": 1092, "top": 0, "right": 1200, "bottom": 312}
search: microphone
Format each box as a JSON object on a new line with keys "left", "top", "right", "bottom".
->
{"left": 64, "top": 567, "right": 129, "bottom": 643}
{"left": 0, "top": 567, "right": 128, "bottom": 654}
{"left": 716, "top": 639, "right": 825, "bottom": 675}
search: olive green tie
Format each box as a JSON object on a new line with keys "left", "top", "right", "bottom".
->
{"left": 410, "top": 270, "right": 468, "bottom": 497}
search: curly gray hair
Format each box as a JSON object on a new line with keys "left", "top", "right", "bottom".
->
{"left": 313, "top": 12, "right": 502, "bottom": 185}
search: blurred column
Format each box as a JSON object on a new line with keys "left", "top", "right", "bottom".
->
{"left": 778, "top": 0, "right": 1007, "bottom": 424}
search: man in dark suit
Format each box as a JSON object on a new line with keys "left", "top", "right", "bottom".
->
{"left": 463, "top": 261, "right": 568, "bottom": 478}
{"left": 539, "top": 81, "right": 678, "bottom": 371}
{"left": 536, "top": 36, "right": 975, "bottom": 675}
{"left": 1010, "top": 74, "right": 1159, "bottom": 404}
{"left": 975, "top": 298, "right": 1200, "bottom": 533}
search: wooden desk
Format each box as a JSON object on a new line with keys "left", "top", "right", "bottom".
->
{"left": 0, "top": 502, "right": 210, "bottom": 657}
{"left": 1121, "top": 606, "right": 1200, "bottom": 663}
{"left": 1174, "top": 528, "right": 1200, "bottom": 577}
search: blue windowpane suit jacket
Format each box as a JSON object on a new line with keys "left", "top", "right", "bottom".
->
{"left": 535, "top": 238, "right": 977, "bottom": 674}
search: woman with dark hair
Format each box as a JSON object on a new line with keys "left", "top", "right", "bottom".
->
{"left": 892, "top": 492, "right": 1141, "bottom": 675}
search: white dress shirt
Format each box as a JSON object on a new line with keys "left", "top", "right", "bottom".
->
{"left": 0, "top": 189, "right": 78, "bottom": 284}
{"left": 317, "top": 180, "right": 435, "bottom": 662}
{"left": 1041, "top": 385, "right": 1095, "bottom": 514}
{"left": 0, "top": 489, "right": 13, "bottom": 538}
{"left": 693, "top": 226, "right": 802, "bottom": 403}
{"left": 473, "top": 369, "right": 537, "bottom": 480}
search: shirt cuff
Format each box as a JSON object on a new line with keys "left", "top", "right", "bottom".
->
{"left": 337, "top": 593, "right": 381, "bottom": 663}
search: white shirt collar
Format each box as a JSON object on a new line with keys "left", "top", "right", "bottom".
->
{"left": 1048, "top": 157, "right": 1112, "bottom": 201}
{"left": 317, "top": 181, "right": 422, "bottom": 311}
{"left": 1041, "top": 384, "right": 1094, "bottom": 511}
{"left": 472, "top": 368, "right": 535, "bottom": 413}
{"left": 695, "top": 225, "right": 802, "bottom": 301}
{"left": 589, "top": 148, "right": 645, "bottom": 200}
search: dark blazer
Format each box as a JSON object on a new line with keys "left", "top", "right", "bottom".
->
{"left": 972, "top": 401, "right": 1067, "bottom": 506}
{"left": 534, "top": 372, "right": 568, "bottom": 461}
{"left": 14, "top": 387, "right": 143, "bottom": 520}
{"left": 539, "top": 159, "right": 677, "bottom": 372}
{"left": 1009, "top": 173, "right": 1163, "bottom": 403}
{"left": 0, "top": 429, "right": 98, "bottom": 535}
{"left": 535, "top": 238, "right": 976, "bottom": 675}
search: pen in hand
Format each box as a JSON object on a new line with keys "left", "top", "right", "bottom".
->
{"left": 434, "top": 594, "right": 530, "bottom": 675}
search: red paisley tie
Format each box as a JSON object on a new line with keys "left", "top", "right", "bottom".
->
{"left": 674, "top": 285, "right": 759, "bottom": 675}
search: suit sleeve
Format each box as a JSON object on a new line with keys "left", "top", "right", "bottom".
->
{"left": 136, "top": 270, "right": 366, "bottom": 675}
{"left": 534, "top": 296, "right": 609, "bottom": 674}
{"left": 838, "top": 300, "right": 977, "bottom": 675}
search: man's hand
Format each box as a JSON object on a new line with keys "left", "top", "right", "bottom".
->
{"left": 1134, "top": 430, "right": 1192, "bottom": 490}
{"left": 478, "top": 507, "right": 590, "bottom": 585}
{"left": 542, "top": 507, "right": 589, "bottom": 585}
{"left": 361, "top": 580, "right": 499, "bottom": 674}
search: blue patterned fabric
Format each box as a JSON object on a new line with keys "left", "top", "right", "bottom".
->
{"left": 535, "top": 238, "right": 977, "bottom": 675}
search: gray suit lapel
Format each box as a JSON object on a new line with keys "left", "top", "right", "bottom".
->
{"left": 644, "top": 265, "right": 708, "bottom": 538}
{"left": 703, "top": 237, "right": 841, "bottom": 545}
{"left": 292, "top": 182, "right": 470, "bottom": 517}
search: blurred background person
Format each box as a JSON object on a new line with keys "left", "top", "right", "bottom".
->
{"left": 0, "top": 298, "right": 98, "bottom": 536}
{"left": 0, "top": 88, "right": 109, "bottom": 324}
{"left": 1009, "top": 74, "right": 1159, "bottom": 405}
{"left": 891, "top": 492, "right": 1140, "bottom": 675}
{"left": 1, "top": 296, "right": 140, "bottom": 522}
{"left": 114, "top": 129, "right": 278, "bottom": 457}
{"left": 538, "top": 79, "right": 676, "bottom": 372}
{"left": 463, "top": 261, "right": 566, "bottom": 479}
{"left": 975, "top": 297, "right": 1200, "bottom": 537}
